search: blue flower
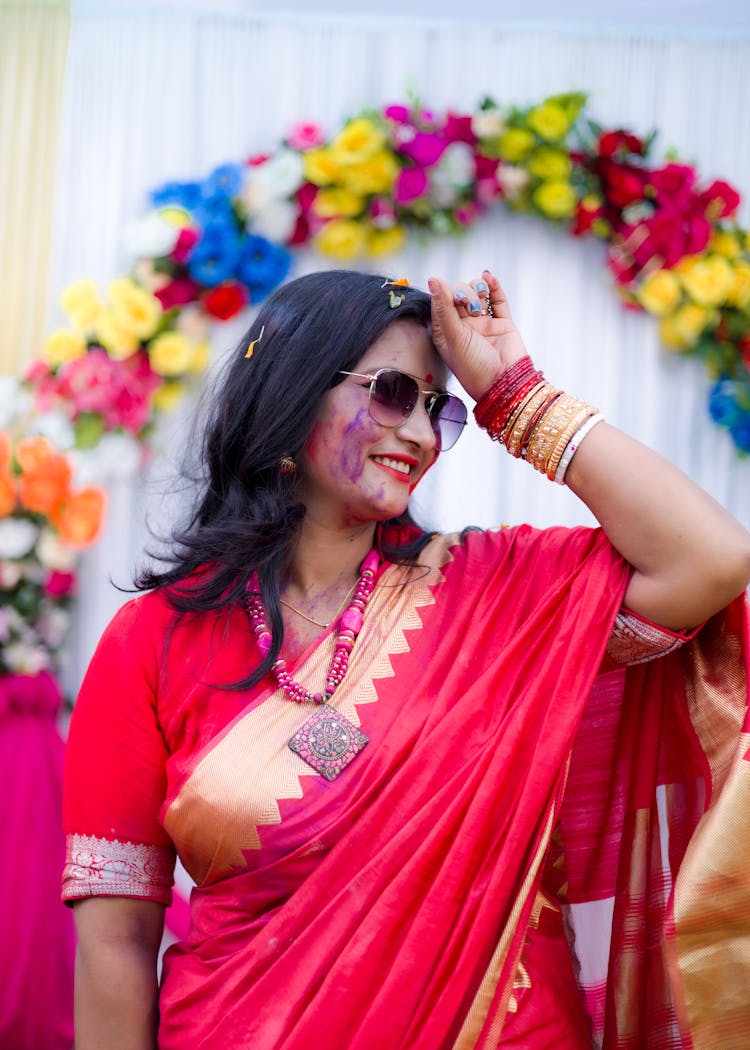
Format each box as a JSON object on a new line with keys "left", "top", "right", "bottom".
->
{"left": 188, "top": 221, "right": 242, "bottom": 287}
{"left": 236, "top": 236, "right": 292, "bottom": 301}
{"left": 151, "top": 180, "right": 202, "bottom": 211}
{"left": 729, "top": 418, "right": 750, "bottom": 453}
{"left": 708, "top": 377, "right": 742, "bottom": 429}
{"left": 202, "top": 163, "right": 244, "bottom": 205}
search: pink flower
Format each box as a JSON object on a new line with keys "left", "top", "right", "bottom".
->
{"left": 394, "top": 167, "right": 428, "bottom": 204}
{"left": 155, "top": 277, "right": 201, "bottom": 310}
{"left": 246, "top": 153, "right": 271, "bottom": 167}
{"left": 296, "top": 182, "right": 319, "bottom": 214}
{"left": 286, "top": 122, "right": 325, "bottom": 151}
{"left": 648, "top": 163, "right": 696, "bottom": 203}
{"left": 476, "top": 176, "right": 501, "bottom": 205}
{"left": 370, "top": 197, "right": 396, "bottom": 227}
{"left": 455, "top": 203, "right": 480, "bottom": 226}
{"left": 442, "top": 113, "right": 475, "bottom": 145}
{"left": 44, "top": 570, "right": 76, "bottom": 598}
{"left": 170, "top": 227, "right": 199, "bottom": 264}
{"left": 699, "top": 179, "right": 741, "bottom": 219}
{"left": 399, "top": 132, "right": 446, "bottom": 168}
{"left": 384, "top": 104, "right": 410, "bottom": 124}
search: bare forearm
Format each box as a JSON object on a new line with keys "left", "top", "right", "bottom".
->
{"left": 565, "top": 422, "right": 750, "bottom": 628}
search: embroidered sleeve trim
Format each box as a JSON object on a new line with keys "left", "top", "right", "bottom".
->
{"left": 62, "top": 832, "right": 174, "bottom": 905}
{"left": 605, "top": 609, "right": 693, "bottom": 667}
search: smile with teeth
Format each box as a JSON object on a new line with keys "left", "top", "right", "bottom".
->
{"left": 372, "top": 455, "right": 412, "bottom": 476}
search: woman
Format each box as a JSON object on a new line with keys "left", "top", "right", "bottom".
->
{"left": 63, "top": 269, "right": 750, "bottom": 1049}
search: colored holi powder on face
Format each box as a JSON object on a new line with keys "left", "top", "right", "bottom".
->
{"left": 338, "top": 409, "right": 372, "bottom": 482}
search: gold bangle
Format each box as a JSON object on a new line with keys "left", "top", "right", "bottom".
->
{"left": 525, "top": 394, "right": 598, "bottom": 476}
{"left": 504, "top": 383, "right": 556, "bottom": 457}
{"left": 545, "top": 404, "right": 599, "bottom": 479}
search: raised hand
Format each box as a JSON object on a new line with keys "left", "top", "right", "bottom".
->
{"left": 428, "top": 270, "right": 528, "bottom": 401}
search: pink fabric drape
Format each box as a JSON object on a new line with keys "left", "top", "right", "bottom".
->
{"left": 0, "top": 672, "right": 74, "bottom": 1050}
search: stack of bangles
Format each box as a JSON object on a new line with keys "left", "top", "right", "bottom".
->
{"left": 474, "top": 355, "right": 604, "bottom": 484}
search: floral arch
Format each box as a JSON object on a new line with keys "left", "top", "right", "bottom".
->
{"left": 1, "top": 89, "right": 749, "bottom": 680}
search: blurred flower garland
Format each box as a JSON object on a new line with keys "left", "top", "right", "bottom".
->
{"left": 7, "top": 90, "right": 750, "bottom": 680}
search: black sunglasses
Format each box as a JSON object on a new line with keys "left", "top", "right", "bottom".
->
{"left": 338, "top": 368, "right": 467, "bottom": 451}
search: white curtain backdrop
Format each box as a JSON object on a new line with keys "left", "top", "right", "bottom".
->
{"left": 49, "top": 2, "right": 750, "bottom": 691}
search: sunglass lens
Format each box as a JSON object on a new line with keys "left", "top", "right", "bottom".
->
{"left": 369, "top": 370, "right": 419, "bottom": 426}
{"left": 429, "top": 393, "right": 468, "bottom": 451}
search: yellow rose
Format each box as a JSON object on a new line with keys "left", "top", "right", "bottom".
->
{"left": 532, "top": 180, "right": 577, "bottom": 219}
{"left": 678, "top": 255, "right": 735, "bottom": 307}
{"left": 311, "top": 187, "right": 366, "bottom": 219}
{"left": 96, "top": 310, "right": 140, "bottom": 359}
{"left": 636, "top": 269, "right": 682, "bottom": 317}
{"left": 314, "top": 219, "right": 367, "bottom": 261}
{"left": 497, "top": 128, "right": 535, "bottom": 163}
{"left": 659, "top": 303, "right": 714, "bottom": 349}
{"left": 528, "top": 147, "right": 572, "bottom": 181}
{"left": 303, "top": 148, "right": 342, "bottom": 187}
{"left": 527, "top": 102, "right": 572, "bottom": 142}
{"left": 330, "top": 118, "right": 385, "bottom": 164}
{"left": 151, "top": 380, "right": 185, "bottom": 413}
{"left": 43, "top": 329, "right": 87, "bottom": 368}
{"left": 158, "top": 206, "right": 192, "bottom": 227}
{"left": 727, "top": 260, "right": 750, "bottom": 309}
{"left": 108, "top": 278, "right": 162, "bottom": 340}
{"left": 709, "top": 229, "right": 742, "bottom": 259}
{"left": 339, "top": 151, "right": 399, "bottom": 195}
{"left": 187, "top": 340, "right": 211, "bottom": 374}
{"left": 60, "top": 279, "right": 102, "bottom": 332}
{"left": 148, "top": 331, "right": 196, "bottom": 376}
{"left": 367, "top": 225, "right": 406, "bottom": 258}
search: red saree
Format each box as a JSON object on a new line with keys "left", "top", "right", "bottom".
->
{"left": 62, "top": 525, "right": 750, "bottom": 1048}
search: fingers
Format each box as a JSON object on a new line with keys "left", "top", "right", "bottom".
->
{"left": 433, "top": 270, "right": 509, "bottom": 319}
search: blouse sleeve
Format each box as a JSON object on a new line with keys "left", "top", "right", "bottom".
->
{"left": 62, "top": 595, "right": 175, "bottom": 905}
{"left": 603, "top": 607, "right": 703, "bottom": 668}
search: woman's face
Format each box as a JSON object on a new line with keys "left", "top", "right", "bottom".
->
{"left": 297, "top": 320, "right": 447, "bottom": 530}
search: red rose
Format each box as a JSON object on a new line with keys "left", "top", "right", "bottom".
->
{"left": 246, "top": 153, "right": 271, "bottom": 167}
{"left": 474, "top": 152, "right": 499, "bottom": 180}
{"left": 296, "top": 182, "right": 318, "bottom": 213}
{"left": 571, "top": 199, "right": 605, "bottom": 237}
{"left": 601, "top": 162, "right": 645, "bottom": 208}
{"left": 699, "top": 179, "right": 741, "bottom": 219}
{"left": 202, "top": 280, "right": 249, "bottom": 321}
{"left": 289, "top": 213, "right": 311, "bottom": 247}
{"left": 598, "top": 130, "right": 646, "bottom": 158}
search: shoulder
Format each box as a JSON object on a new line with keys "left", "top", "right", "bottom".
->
{"left": 423, "top": 523, "right": 613, "bottom": 569}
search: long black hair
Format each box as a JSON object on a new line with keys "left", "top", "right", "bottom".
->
{"left": 136, "top": 269, "right": 437, "bottom": 688}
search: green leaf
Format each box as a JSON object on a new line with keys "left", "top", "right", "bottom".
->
{"left": 74, "top": 412, "right": 106, "bottom": 449}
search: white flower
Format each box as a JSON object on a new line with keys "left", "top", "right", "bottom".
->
{"left": 37, "top": 605, "right": 70, "bottom": 648}
{"left": 36, "top": 529, "right": 78, "bottom": 571}
{"left": 0, "top": 519, "right": 39, "bottom": 559}
{"left": 472, "top": 110, "right": 506, "bottom": 139}
{"left": 71, "top": 433, "right": 140, "bottom": 484}
{"left": 28, "top": 411, "right": 76, "bottom": 452}
{"left": 0, "top": 377, "right": 32, "bottom": 429}
{"left": 122, "top": 211, "right": 180, "bottom": 259}
{"left": 250, "top": 199, "right": 298, "bottom": 243}
{"left": 497, "top": 163, "right": 530, "bottom": 200}
{"left": 3, "top": 640, "right": 50, "bottom": 675}
{"left": 240, "top": 149, "right": 304, "bottom": 215}
{"left": 0, "top": 560, "right": 24, "bottom": 588}
{"left": 430, "top": 142, "right": 475, "bottom": 207}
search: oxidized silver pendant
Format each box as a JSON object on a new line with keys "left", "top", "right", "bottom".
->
{"left": 288, "top": 704, "right": 368, "bottom": 781}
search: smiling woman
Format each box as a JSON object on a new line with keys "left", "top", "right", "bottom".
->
{"left": 62, "top": 268, "right": 750, "bottom": 1050}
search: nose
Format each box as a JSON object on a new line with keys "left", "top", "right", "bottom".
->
{"left": 394, "top": 397, "right": 438, "bottom": 452}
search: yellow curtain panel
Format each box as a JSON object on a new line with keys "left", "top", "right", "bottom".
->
{"left": 0, "top": 0, "right": 71, "bottom": 374}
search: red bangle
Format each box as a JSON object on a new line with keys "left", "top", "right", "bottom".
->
{"left": 474, "top": 356, "right": 545, "bottom": 439}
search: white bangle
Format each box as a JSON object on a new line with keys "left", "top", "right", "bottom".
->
{"left": 554, "top": 413, "right": 605, "bottom": 485}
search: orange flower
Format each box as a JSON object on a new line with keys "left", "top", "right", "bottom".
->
{"left": 16, "top": 436, "right": 72, "bottom": 517}
{"left": 55, "top": 487, "right": 106, "bottom": 547}
{"left": 0, "top": 432, "right": 16, "bottom": 517}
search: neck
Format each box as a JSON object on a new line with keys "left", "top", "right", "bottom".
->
{"left": 285, "top": 518, "right": 378, "bottom": 595}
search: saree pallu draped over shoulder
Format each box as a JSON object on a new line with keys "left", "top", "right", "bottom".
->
{"left": 62, "top": 526, "right": 750, "bottom": 1049}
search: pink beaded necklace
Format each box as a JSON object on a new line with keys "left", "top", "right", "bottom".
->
{"left": 244, "top": 549, "right": 380, "bottom": 780}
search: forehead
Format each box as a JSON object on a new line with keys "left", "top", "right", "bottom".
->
{"left": 355, "top": 321, "right": 446, "bottom": 385}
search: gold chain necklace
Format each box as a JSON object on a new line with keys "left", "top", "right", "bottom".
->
{"left": 280, "top": 580, "right": 358, "bottom": 628}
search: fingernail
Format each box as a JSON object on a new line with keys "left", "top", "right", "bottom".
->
{"left": 469, "top": 301, "right": 482, "bottom": 315}
{"left": 428, "top": 278, "right": 438, "bottom": 293}
{"left": 476, "top": 280, "right": 489, "bottom": 293}
{"left": 454, "top": 290, "right": 469, "bottom": 302}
